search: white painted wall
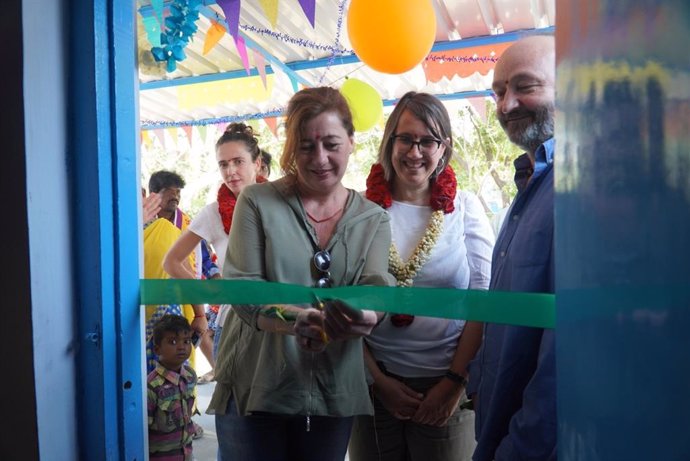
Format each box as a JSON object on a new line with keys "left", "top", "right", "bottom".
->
{"left": 23, "top": 0, "right": 79, "bottom": 458}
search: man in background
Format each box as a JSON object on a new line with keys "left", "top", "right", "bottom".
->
{"left": 469, "top": 35, "right": 557, "bottom": 461}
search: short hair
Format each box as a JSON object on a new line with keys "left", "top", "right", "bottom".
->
{"left": 152, "top": 314, "right": 192, "bottom": 346}
{"left": 280, "top": 87, "right": 354, "bottom": 177}
{"left": 216, "top": 122, "right": 261, "bottom": 162}
{"left": 148, "top": 170, "right": 186, "bottom": 193}
{"left": 378, "top": 92, "right": 454, "bottom": 181}
{"left": 260, "top": 149, "right": 273, "bottom": 177}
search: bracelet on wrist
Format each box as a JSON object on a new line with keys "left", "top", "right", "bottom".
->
{"left": 444, "top": 369, "right": 468, "bottom": 387}
{"left": 194, "top": 314, "right": 205, "bottom": 319}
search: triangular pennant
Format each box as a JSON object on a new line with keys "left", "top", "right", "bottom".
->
{"left": 203, "top": 20, "right": 227, "bottom": 55}
{"left": 142, "top": 16, "right": 162, "bottom": 48}
{"left": 297, "top": 0, "right": 316, "bottom": 28}
{"left": 167, "top": 127, "right": 178, "bottom": 147}
{"left": 151, "top": 0, "right": 164, "bottom": 22}
{"left": 264, "top": 117, "right": 278, "bottom": 138}
{"left": 141, "top": 130, "right": 151, "bottom": 147}
{"left": 198, "top": 125, "right": 208, "bottom": 143}
{"left": 253, "top": 49, "right": 268, "bottom": 89}
{"left": 216, "top": 0, "right": 241, "bottom": 39}
{"left": 154, "top": 128, "right": 166, "bottom": 149}
{"left": 258, "top": 0, "right": 279, "bottom": 28}
{"left": 182, "top": 125, "right": 193, "bottom": 145}
{"left": 468, "top": 97, "right": 488, "bottom": 123}
{"left": 216, "top": 122, "right": 227, "bottom": 134}
{"left": 235, "top": 36, "right": 251, "bottom": 75}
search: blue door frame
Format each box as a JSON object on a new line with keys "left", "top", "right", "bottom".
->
{"left": 72, "top": 0, "right": 144, "bottom": 459}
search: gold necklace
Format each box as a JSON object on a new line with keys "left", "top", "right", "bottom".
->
{"left": 388, "top": 210, "right": 444, "bottom": 287}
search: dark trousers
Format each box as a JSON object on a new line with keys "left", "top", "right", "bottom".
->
{"left": 216, "top": 397, "right": 354, "bottom": 461}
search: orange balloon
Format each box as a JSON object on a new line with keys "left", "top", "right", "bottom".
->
{"left": 347, "top": 0, "right": 437, "bottom": 74}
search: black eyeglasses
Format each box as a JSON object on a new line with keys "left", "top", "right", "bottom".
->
{"left": 313, "top": 250, "right": 332, "bottom": 288}
{"left": 391, "top": 134, "right": 443, "bottom": 154}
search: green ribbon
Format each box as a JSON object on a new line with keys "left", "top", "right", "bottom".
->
{"left": 140, "top": 280, "right": 554, "bottom": 328}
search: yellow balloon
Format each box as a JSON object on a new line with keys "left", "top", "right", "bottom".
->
{"left": 341, "top": 78, "right": 383, "bottom": 132}
{"left": 347, "top": 0, "right": 437, "bottom": 74}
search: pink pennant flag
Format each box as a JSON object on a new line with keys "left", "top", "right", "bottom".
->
{"left": 182, "top": 125, "right": 193, "bottom": 145}
{"left": 468, "top": 97, "right": 487, "bottom": 122}
{"left": 235, "top": 36, "right": 251, "bottom": 75}
{"left": 215, "top": 122, "right": 227, "bottom": 134}
{"left": 264, "top": 117, "right": 278, "bottom": 138}
{"left": 253, "top": 49, "right": 268, "bottom": 89}
{"left": 154, "top": 128, "right": 166, "bottom": 149}
{"left": 298, "top": 0, "right": 316, "bottom": 28}
{"left": 216, "top": 0, "right": 241, "bottom": 39}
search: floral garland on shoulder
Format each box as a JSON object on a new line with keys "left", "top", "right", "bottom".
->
{"left": 365, "top": 163, "right": 457, "bottom": 327}
{"left": 218, "top": 175, "right": 267, "bottom": 235}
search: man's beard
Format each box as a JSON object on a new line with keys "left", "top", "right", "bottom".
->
{"left": 499, "top": 104, "right": 554, "bottom": 153}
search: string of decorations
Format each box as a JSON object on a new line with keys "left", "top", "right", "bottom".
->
{"left": 239, "top": 24, "right": 349, "bottom": 54}
{"left": 150, "top": 0, "right": 202, "bottom": 72}
{"left": 318, "top": 0, "right": 348, "bottom": 85}
{"left": 141, "top": 107, "right": 285, "bottom": 130}
{"left": 425, "top": 55, "right": 499, "bottom": 63}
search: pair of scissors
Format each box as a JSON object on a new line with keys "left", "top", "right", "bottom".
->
{"left": 312, "top": 292, "right": 330, "bottom": 344}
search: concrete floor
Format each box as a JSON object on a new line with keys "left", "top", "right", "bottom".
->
{"left": 192, "top": 355, "right": 218, "bottom": 461}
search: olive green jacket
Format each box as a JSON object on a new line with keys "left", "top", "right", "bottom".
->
{"left": 208, "top": 177, "right": 395, "bottom": 417}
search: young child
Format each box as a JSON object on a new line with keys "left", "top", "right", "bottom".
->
{"left": 147, "top": 314, "right": 197, "bottom": 460}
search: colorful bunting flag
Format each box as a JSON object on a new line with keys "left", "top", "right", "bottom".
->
{"left": 154, "top": 128, "right": 166, "bottom": 149}
{"left": 167, "top": 127, "right": 178, "bottom": 148}
{"left": 141, "top": 130, "right": 151, "bottom": 147}
{"left": 142, "top": 16, "right": 162, "bottom": 48}
{"left": 182, "top": 125, "right": 193, "bottom": 145}
{"left": 235, "top": 36, "right": 251, "bottom": 75}
{"left": 423, "top": 43, "right": 511, "bottom": 83}
{"left": 198, "top": 125, "right": 208, "bottom": 144}
{"left": 151, "top": 0, "right": 165, "bottom": 22}
{"left": 298, "top": 0, "right": 316, "bottom": 28}
{"left": 216, "top": 0, "right": 241, "bottom": 38}
{"left": 468, "top": 97, "right": 488, "bottom": 122}
{"left": 253, "top": 49, "right": 268, "bottom": 89}
{"left": 264, "top": 116, "right": 279, "bottom": 138}
{"left": 258, "top": 0, "right": 279, "bottom": 28}
{"left": 203, "top": 20, "right": 227, "bottom": 55}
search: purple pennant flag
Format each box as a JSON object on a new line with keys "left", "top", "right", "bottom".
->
{"left": 298, "top": 0, "right": 316, "bottom": 28}
{"left": 216, "top": 0, "right": 241, "bottom": 39}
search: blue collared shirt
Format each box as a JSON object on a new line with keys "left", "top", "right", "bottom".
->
{"left": 470, "top": 138, "right": 556, "bottom": 461}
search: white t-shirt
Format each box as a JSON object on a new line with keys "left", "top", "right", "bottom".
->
{"left": 188, "top": 201, "right": 232, "bottom": 325}
{"left": 365, "top": 191, "right": 495, "bottom": 377}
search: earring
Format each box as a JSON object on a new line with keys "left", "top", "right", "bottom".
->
{"left": 435, "top": 158, "right": 445, "bottom": 176}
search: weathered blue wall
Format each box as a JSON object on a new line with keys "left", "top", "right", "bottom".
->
{"left": 23, "top": 0, "right": 79, "bottom": 458}
{"left": 556, "top": 1, "right": 690, "bottom": 459}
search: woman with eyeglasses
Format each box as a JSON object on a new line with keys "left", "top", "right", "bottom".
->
{"left": 349, "top": 92, "right": 495, "bottom": 461}
{"left": 208, "top": 87, "right": 395, "bottom": 461}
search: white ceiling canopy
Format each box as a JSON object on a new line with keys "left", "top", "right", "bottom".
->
{"left": 137, "top": 0, "right": 555, "bottom": 129}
